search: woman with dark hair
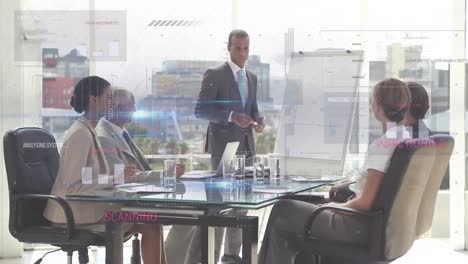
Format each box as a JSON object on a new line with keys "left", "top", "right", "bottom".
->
{"left": 258, "top": 78, "right": 412, "bottom": 264}
{"left": 44, "top": 76, "right": 166, "bottom": 264}
{"left": 404, "top": 81, "right": 431, "bottom": 138}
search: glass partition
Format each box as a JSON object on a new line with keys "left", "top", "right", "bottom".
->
{"left": 4, "top": 0, "right": 465, "bottom": 250}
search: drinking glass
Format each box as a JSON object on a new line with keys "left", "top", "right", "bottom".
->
{"left": 223, "top": 159, "right": 235, "bottom": 180}
{"left": 270, "top": 157, "right": 280, "bottom": 180}
{"left": 164, "top": 159, "right": 176, "bottom": 189}
{"left": 253, "top": 155, "right": 265, "bottom": 183}
{"left": 234, "top": 155, "right": 245, "bottom": 180}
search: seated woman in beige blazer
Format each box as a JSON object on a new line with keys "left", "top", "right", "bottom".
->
{"left": 43, "top": 76, "right": 166, "bottom": 264}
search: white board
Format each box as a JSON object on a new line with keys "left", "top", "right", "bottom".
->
{"left": 275, "top": 49, "right": 363, "bottom": 176}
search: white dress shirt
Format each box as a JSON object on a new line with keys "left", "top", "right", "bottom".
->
{"left": 349, "top": 124, "right": 411, "bottom": 197}
{"left": 228, "top": 59, "right": 247, "bottom": 83}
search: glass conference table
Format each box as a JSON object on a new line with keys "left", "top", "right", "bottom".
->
{"left": 67, "top": 176, "right": 341, "bottom": 264}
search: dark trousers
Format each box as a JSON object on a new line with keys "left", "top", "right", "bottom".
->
{"left": 258, "top": 200, "right": 368, "bottom": 264}
{"left": 165, "top": 207, "right": 247, "bottom": 264}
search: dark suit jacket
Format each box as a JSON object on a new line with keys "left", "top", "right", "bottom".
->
{"left": 195, "top": 62, "right": 261, "bottom": 162}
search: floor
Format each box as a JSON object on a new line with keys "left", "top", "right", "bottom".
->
{"left": 0, "top": 205, "right": 466, "bottom": 264}
{"left": 0, "top": 237, "right": 467, "bottom": 264}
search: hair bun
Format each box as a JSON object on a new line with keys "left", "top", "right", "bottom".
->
{"left": 70, "top": 95, "right": 84, "bottom": 113}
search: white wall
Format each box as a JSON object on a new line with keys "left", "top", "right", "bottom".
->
{"left": 0, "top": 0, "right": 42, "bottom": 258}
{"left": 466, "top": 191, "right": 468, "bottom": 248}
{"left": 431, "top": 190, "right": 468, "bottom": 246}
{"left": 0, "top": 0, "right": 25, "bottom": 258}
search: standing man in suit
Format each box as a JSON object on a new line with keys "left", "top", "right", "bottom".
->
{"left": 195, "top": 29, "right": 265, "bottom": 169}
{"left": 193, "top": 29, "right": 265, "bottom": 263}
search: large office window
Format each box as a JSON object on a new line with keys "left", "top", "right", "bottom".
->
{"left": 26, "top": 0, "right": 232, "bottom": 169}
{"left": 27, "top": 0, "right": 456, "bottom": 172}
{"left": 8, "top": 0, "right": 465, "bottom": 245}
{"left": 235, "top": 0, "right": 363, "bottom": 176}
{"left": 93, "top": 1, "right": 231, "bottom": 163}
{"left": 365, "top": 0, "right": 453, "bottom": 189}
{"left": 236, "top": 0, "right": 362, "bottom": 152}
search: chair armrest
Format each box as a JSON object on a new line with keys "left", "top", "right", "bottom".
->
{"left": 13, "top": 194, "right": 75, "bottom": 239}
{"left": 282, "top": 194, "right": 326, "bottom": 204}
{"left": 303, "top": 205, "right": 381, "bottom": 237}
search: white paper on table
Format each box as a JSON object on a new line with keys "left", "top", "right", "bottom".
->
{"left": 116, "top": 184, "right": 173, "bottom": 193}
{"left": 114, "top": 164, "right": 125, "bottom": 184}
{"left": 180, "top": 170, "right": 217, "bottom": 179}
{"left": 114, "top": 183, "right": 145, "bottom": 188}
{"left": 98, "top": 174, "right": 109, "bottom": 184}
{"left": 251, "top": 185, "right": 293, "bottom": 194}
{"left": 289, "top": 176, "right": 334, "bottom": 182}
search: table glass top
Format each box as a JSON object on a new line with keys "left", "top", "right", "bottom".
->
{"left": 67, "top": 176, "right": 343, "bottom": 209}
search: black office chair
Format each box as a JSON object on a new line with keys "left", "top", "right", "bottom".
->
{"left": 289, "top": 135, "right": 454, "bottom": 264}
{"left": 3, "top": 127, "right": 142, "bottom": 264}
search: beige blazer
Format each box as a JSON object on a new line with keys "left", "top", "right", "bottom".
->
{"left": 43, "top": 116, "right": 115, "bottom": 224}
{"left": 95, "top": 118, "right": 159, "bottom": 182}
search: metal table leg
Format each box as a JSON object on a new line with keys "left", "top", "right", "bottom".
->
{"left": 201, "top": 224, "right": 217, "bottom": 264}
{"left": 201, "top": 224, "right": 208, "bottom": 264}
{"left": 106, "top": 221, "right": 124, "bottom": 264}
{"left": 242, "top": 218, "right": 259, "bottom": 264}
{"left": 208, "top": 226, "right": 216, "bottom": 264}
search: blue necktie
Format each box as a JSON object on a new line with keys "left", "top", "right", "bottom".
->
{"left": 237, "top": 69, "right": 247, "bottom": 109}
{"left": 122, "top": 131, "right": 152, "bottom": 171}
{"left": 122, "top": 131, "right": 133, "bottom": 148}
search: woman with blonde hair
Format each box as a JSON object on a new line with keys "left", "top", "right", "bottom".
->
{"left": 258, "top": 78, "right": 412, "bottom": 264}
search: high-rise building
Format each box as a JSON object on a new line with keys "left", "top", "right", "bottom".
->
{"left": 152, "top": 60, "right": 222, "bottom": 98}
{"left": 42, "top": 48, "right": 90, "bottom": 141}
{"left": 152, "top": 57, "right": 271, "bottom": 101}
{"left": 247, "top": 55, "right": 271, "bottom": 102}
{"left": 430, "top": 65, "right": 449, "bottom": 115}
{"left": 368, "top": 44, "right": 449, "bottom": 142}
{"left": 369, "top": 61, "right": 386, "bottom": 86}
{"left": 43, "top": 48, "right": 89, "bottom": 80}
{"left": 42, "top": 48, "right": 90, "bottom": 109}
{"left": 387, "top": 43, "right": 423, "bottom": 77}
{"left": 148, "top": 57, "right": 271, "bottom": 143}
{"left": 42, "top": 77, "right": 74, "bottom": 109}
{"left": 385, "top": 44, "right": 449, "bottom": 115}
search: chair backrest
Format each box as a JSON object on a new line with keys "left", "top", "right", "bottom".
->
{"left": 370, "top": 136, "right": 447, "bottom": 260}
{"left": 3, "top": 127, "right": 59, "bottom": 228}
{"left": 415, "top": 135, "right": 454, "bottom": 236}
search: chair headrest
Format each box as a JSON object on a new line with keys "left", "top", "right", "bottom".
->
{"left": 3, "top": 127, "right": 59, "bottom": 194}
